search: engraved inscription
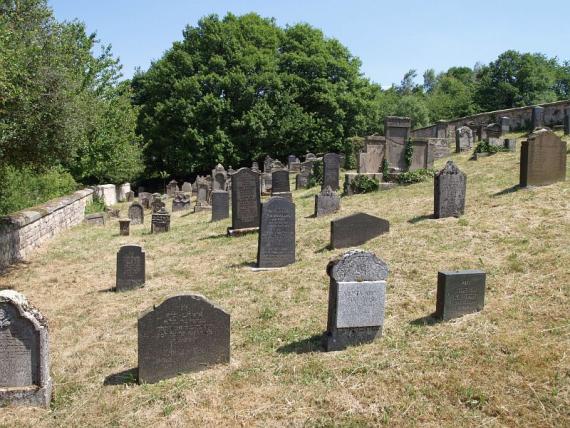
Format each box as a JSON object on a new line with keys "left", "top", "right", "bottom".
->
{"left": 336, "top": 281, "right": 386, "bottom": 328}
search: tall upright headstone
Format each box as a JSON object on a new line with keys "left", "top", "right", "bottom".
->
{"left": 0, "top": 290, "right": 52, "bottom": 407}
{"left": 434, "top": 161, "right": 466, "bottom": 219}
{"left": 116, "top": 244, "right": 145, "bottom": 291}
{"left": 128, "top": 202, "right": 144, "bottom": 225}
{"left": 358, "top": 137, "right": 385, "bottom": 173}
{"left": 271, "top": 170, "right": 290, "bottom": 193}
{"left": 435, "top": 270, "right": 486, "bottom": 321}
{"left": 385, "top": 116, "right": 412, "bottom": 172}
{"left": 138, "top": 294, "right": 230, "bottom": 384}
{"left": 257, "top": 197, "right": 295, "bottom": 268}
{"left": 330, "top": 213, "right": 389, "bottom": 249}
{"left": 229, "top": 168, "right": 261, "bottom": 234}
{"left": 325, "top": 250, "right": 389, "bottom": 351}
{"left": 520, "top": 129, "right": 567, "bottom": 187}
{"left": 322, "top": 153, "right": 341, "bottom": 191}
{"left": 455, "top": 126, "right": 473, "bottom": 152}
{"left": 211, "top": 190, "right": 229, "bottom": 222}
{"left": 531, "top": 106, "right": 544, "bottom": 129}
{"left": 151, "top": 207, "right": 171, "bottom": 233}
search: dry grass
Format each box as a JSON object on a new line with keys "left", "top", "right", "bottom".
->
{"left": 1, "top": 137, "right": 569, "bottom": 427}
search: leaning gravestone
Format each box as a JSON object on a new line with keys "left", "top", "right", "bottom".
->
{"left": 271, "top": 170, "right": 290, "bottom": 193}
{"left": 138, "top": 294, "right": 230, "bottom": 384}
{"left": 211, "top": 190, "right": 229, "bottom": 222}
{"left": 322, "top": 153, "right": 341, "bottom": 191}
{"left": 128, "top": 202, "right": 144, "bottom": 225}
{"left": 434, "top": 161, "right": 466, "bottom": 219}
{"left": 455, "top": 126, "right": 473, "bottom": 152}
{"left": 435, "top": 270, "right": 485, "bottom": 321}
{"left": 330, "top": 213, "right": 389, "bottom": 249}
{"left": 0, "top": 290, "right": 52, "bottom": 407}
{"left": 520, "top": 129, "right": 567, "bottom": 187}
{"left": 325, "top": 250, "right": 389, "bottom": 351}
{"left": 116, "top": 244, "right": 145, "bottom": 291}
{"left": 151, "top": 207, "right": 170, "bottom": 233}
{"left": 257, "top": 197, "right": 295, "bottom": 268}
{"left": 229, "top": 168, "right": 260, "bottom": 235}
{"left": 315, "top": 185, "right": 340, "bottom": 217}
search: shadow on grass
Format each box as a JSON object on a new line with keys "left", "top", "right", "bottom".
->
{"left": 409, "top": 314, "right": 441, "bottom": 326}
{"left": 98, "top": 286, "right": 116, "bottom": 293}
{"left": 104, "top": 367, "right": 138, "bottom": 385}
{"left": 407, "top": 214, "right": 433, "bottom": 224}
{"left": 277, "top": 333, "right": 326, "bottom": 354}
{"left": 315, "top": 244, "right": 331, "bottom": 253}
{"left": 228, "top": 260, "right": 256, "bottom": 269}
{"left": 198, "top": 233, "right": 228, "bottom": 241}
{"left": 493, "top": 185, "right": 520, "bottom": 197}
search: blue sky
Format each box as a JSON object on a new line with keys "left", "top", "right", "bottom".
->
{"left": 49, "top": 0, "right": 570, "bottom": 87}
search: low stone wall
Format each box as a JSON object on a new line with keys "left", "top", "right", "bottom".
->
{"left": 0, "top": 189, "right": 93, "bottom": 271}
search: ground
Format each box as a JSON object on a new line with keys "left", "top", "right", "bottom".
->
{"left": 1, "top": 135, "right": 569, "bottom": 427}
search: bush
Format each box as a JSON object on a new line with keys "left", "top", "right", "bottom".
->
{"left": 0, "top": 166, "right": 77, "bottom": 215}
{"left": 84, "top": 196, "right": 106, "bottom": 215}
{"left": 474, "top": 140, "right": 509, "bottom": 154}
{"left": 347, "top": 174, "right": 379, "bottom": 194}
{"left": 385, "top": 168, "right": 436, "bottom": 185}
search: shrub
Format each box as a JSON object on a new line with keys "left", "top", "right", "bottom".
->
{"left": 347, "top": 174, "right": 379, "bottom": 194}
{"left": 84, "top": 196, "right": 106, "bottom": 215}
{"left": 385, "top": 168, "right": 436, "bottom": 185}
{"left": 474, "top": 140, "right": 509, "bottom": 154}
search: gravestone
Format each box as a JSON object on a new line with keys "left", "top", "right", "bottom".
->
{"left": 116, "top": 244, "right": 145, "bottom": 291}
{"left": 151, "top": 207, "right": 170, "bottom": 233}
{"left": 499, "top": 116, "right": 510, "bottom": 135}
{"left": 126, "top": 191, "right": 135, "bottom": 202}
{"left": 504, "top": 138, "right": 517, "bottom": 152}
{"left": 409, "top": 140, "right": 433, "bottom": 171}
{"left": 486, "top": 123, "right": 503, "bottom": 147}
{"left": 435, "top": 270, "right": 485, "bottom": 321}
{"left": 172, "top": 193, "right": 191, "bottom": 212}
{"left": 271, "top": 170, "right": 290, "bottom": 193}
{"left": 251, "top": 161, "right": 260, "bottom": 173}
{"left": 194, "top": 200, "right": 212, "bottom": 213}
{"left": 305, "top": 152, "right": 316, "bottom": 161}
{"left": 434, "top": 161, "right": 466, "bottom": 219}
{"left": 477, "top": 124, "right": 487, "bottom": 142}
{"left": 119, "top": 219, "right": 131, "bottom": 236}
{"left": 257, "top": 197, "right": 295, "bottom": 268}
{"left": 520, "top": 129, "right": 567, "bottom": 187}
{"left": 325, "top": 250, "right": 389, "bottom": 351}
{"left": 564, "top": 107, "right": 570, "bottom": 135}
{"left": 151, "top": 198, "right": 165, "bottom": 213}
{"left": 211, "top": 190, "right": 229, "bottom": 222}
{"left": 0, "top": 290, "right": 51, "bottom": 407}
{"left": 531, "top": 106, "right": 544, "bottom": 129}
{"left": 288, "top": 155, "right": 301, "bottom": 172}
{"left": 455, "top": 126, "right": 473, "bottom": 152}
{"left": 263, "top": 156, "right": 273, "bottom": 173}
{"left": 330, "top": 213, "right": 389, "bottom": 249}
{"left": 358, "top": 137, "right": 385, "bottom": 173}
{"left": 212, "top": 164, "right": 227, "bottom": 191}
{"left": 385, "top": 116, "right": 411, "bottom": 172}
{"left": 167, "top": 180, "right": 179, "bottom": 196}
{"left": 138, "top": 192, "right": 152, "bottom": 209}
{"left": 229, "top": 168, "right": 261, "bottom": 234}
{"left": 261, "top": 172, "right": 272, "bottom": 194}
{"left": 84, "top": 213, "right": 105, "bottom": 225}
{"left": 295, "top": 162, "right": 313, "bottom": 189}
{"left": 138, "top": 294, "right": 230, "bottom": 384}
{"left": 322, "top": 153, "right": 341, "bottom": 191}
{"left": 315, "top": 185, "right": 340, "bottom": 217}
{"left": 196, "top": 177, "right": 210, "bottom": 203}
{"left": 128, "top": 202, "right": 144, "bottom": 225}
{"left": 181, "top": 182, "right": 192, "bottom": 193}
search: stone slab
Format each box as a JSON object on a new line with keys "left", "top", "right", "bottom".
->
{"left": 116, "top": 245, "right": 145, "bottom": 291}
{"left": 435, "top": 270, "right": 485, "bottom": 321}
{"left": 330, "top": 213, "right": 389, "bottom": 249}
{"left": 257, "top": 197, "right": 295, "bottom": 268}
{"left": 335, "top": 281, "right": 386, "bottom": 328}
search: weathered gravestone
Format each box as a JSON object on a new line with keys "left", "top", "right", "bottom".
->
{"left": 0, "top": 290, "right": 51, "bottom": 407}
{"left": 172, "top": 193, "right": 191, "bottom": 212}
{"left": 271, "top": 170, "right": 290, "bottom": 193}
{"left": 212, "top": 164, "right": 227, "bottom": 191}
{"left": 305, "top": 152, "right": 316, "bottom": 161}
{"left": 434, "top": 161, "right": 466, "bottom": 219}
{"left": 126, "top": 191, "right": 135, "bottom": 202}
{"left": 128, "top": 202, "right": 144, "bottom": 225}
{"left": 486, "top": 123, "right": 503, "bottom": 147}
{"left": 325, "top": 250, "right": 389, "bottom": 351}
{"left": 119, "top": 219, "right": 131, "bottom": 236}
{"left": 263, "top": 155, "right": 273, "bottom": 173}
{"left": 358, "top": 137, "right": 385, "bottom": 173}
{"left": 499, "top": 116, "right": 510, "bottom": 135}
{"left": 196, "top": 177, "right": 210, "bottom": 203}
{"left": 520, "top": 129, "right": 567, "bottom": 187}
{"left": 138, "top": 294, "right": 230, "bottom": 384}
{"left": 151, "top": 207, "right": 170, "bottom": 233}
{"left": 251, "top": 161, "right": 260, "bottom": 173}
{"left": 116, "top": 244, "right": 145, "bottom": 291}
{"left": 229, "top": 168, "right": 260, "bottom": 235}
{"left": 211, "top": 190, "right": 229, "bottom": 222}
{"left": 330, "top": 213, "right": 389, "bottom": 249}
{"left": 531, "top": 105, "right": 544, "bottom": 129}
{"left": 455, "top": 126, "right": 473, "bottom": 152}
{"left": 564, "top": 107, "right": 570, "bottom": 136}
{"left": 322, "top": 153, "right": 341, "bottom": 191}
{"left": 167, "top": 180, "right": 179, "bottom": 196}
{"left": 181, "top": 182, "right": 192, "bottom": 193}
{"left": 257, "top": 197, "right": 295, "bottom": 268}
{"left": 138, "top": 192, "right": 152, "bottom": 209}
{"left": 151, "top": 198, "right": 165, "bottom": 214}
{"left": 84, "top": 213, "right": 105, "bottom": 225}
{"left": 315, "top": 185, "right": 340, "bottom": 217}
{"left": 435, "top": 270, "right": 485, "bottom": 321}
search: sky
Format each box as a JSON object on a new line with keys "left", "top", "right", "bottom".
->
{"left": 49, "top": 0, "right": 570, "bottom": 88}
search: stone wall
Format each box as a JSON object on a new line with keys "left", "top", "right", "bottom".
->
{"left": 0, "top": 189, "right": 93, "bottom": 271}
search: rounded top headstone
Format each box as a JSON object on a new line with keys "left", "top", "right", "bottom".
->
{"left": 0, "top": 289, "right": 48, "bottom": 328}
{"left": 327, "top": 250, "right": 389, "bottom": 282}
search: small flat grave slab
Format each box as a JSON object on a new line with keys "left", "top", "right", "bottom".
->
{"left": 435, "top": 270, "right": 485, "bottom": 321}
{"left": 116, "top": 245, "right": 145, "bottom": 291}
{"left": 330, "top": 213, "right": 389, "bottom": 249}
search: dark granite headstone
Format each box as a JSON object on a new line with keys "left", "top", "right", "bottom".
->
{"left": 271, "top": 170, "right": 290, "bottom": 193}
{"left": 119, "top": 219, "right": 130, "bottom": 236}
{"left": 229, "top": 168, "right": 260, "bottom": 233}
{"left": 434, "top": 161, "right": 466, "bottom": 219}
{"left": 211, "top": 190, "right": 229, "bottom": 222}
{"left": 455, "top": 126, "right": 473, "bottom": 152}
{"left": 257, "top": 197, "right": 295, "bottom": 268}
{"left": 325, "top": 250, "right": 389, "bottom": 351}
{"left": 151, "top": 207, "right": 170, "bottom": 233}
{"left": 0, "top": 290, "right": 51, "bottom": 407}
{"left": 322, "top": 153, "right": 341, "bottom": 191}
{"left": 531, "top": 106, "right": 544, "bottom": 129}
{"left": 128, "top": 202, "right": 144, "bottom": 225}
{"left": 520, "top": 129, "right": 567, "bottom": 187}
{"left": 172, "top": 193, "right": 191, "bottom": 212}
{"left": 435, "top": 270, "right": 485, "bottom": 321}
{"left": 138, "top": 294, "right": 230, "bottom": 384}
{"left": 315, "top": 185, "right": 340, "bottom": 217}
{"left": 116, "top": 244, "right": 145, "bottom": 291}
{"left": 330, "top": 213, "right": 389, "bottom": 249}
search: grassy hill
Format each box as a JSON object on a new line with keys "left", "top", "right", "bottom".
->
{"left": 1, "top": 136, "right": 569, "bottom": 426}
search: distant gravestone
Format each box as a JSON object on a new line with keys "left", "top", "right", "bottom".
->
{"left": 229, "top": 168, "right": 260, "bottom": 234}
{"left": 116, "top": 244, "right": 145, "bottom": 291}
{"left": 167, "top": 180, "right": 179, "bottom": 196}
{"left": 151, "top": 198, "right": 165, "bottom": 213}
{"left": 499, "top": 116, "right": 510, "bottom": 135}
{"left": 138, "top": 192, "right": 152, "bottom": 209}
{"left": 486, "top": 123, "right": 503, "bottom": 147}
{"left": 181, "top": 182, "right": 192, "bottom": 193}
{"left": 330, "top": 213, "right": 389, "bottom": 249}
{"left": 119, "top": 219, "right": 131, "bottom": 236}
{"left": 272, "top": 192, "right": 293, "bottom": 203}
{"left": 263, "top": 155, "right": 273, "bottom": 173}
{"left": 0, "top": 290, "right": 52, "bottom": 407}
{"left": 172, "top": 193, "right": 191, "bottom": 212}
{"left": 128, "top": 202, "right": 144, "bottom": 225}
{"left": 325, "top": 250, "right": 389, "bottom": 351}
{"left": 138, "top": 294, "right": 230, "bottom": 384}
{"left": 520, "top": 129, "right": 567, "bottom": 187}
{"left": 315, "top": 185, "right": 340, "bottom": 217}
{"left": 531, "top": 106, "right": 544, "bottom": 129}
{"left": 261, "top": 172, "right": 272, "bottom": 194}
{"left": 151, "top": 207, "right": 170, "bottom": 233}
{"left": 271, "top": 170, "right": 290, "bottom": 193}
{"left": 305, "top": 153, "right": 316, "bottom": 161}
{"left": 434, "top": 161, "right": 466, "bottom": 219}
{"left": 358, "top": 138, "right": 385, "bottom": 173}
{"left": 455, "top": 126, "right": 473, "bottom": 152}
{"left": 257, "top": 197, "right": 295, "bottom": 268}
{"left": 212, "top": 164, "right": 227, "bottom": 191}
{"left": 251, "top": 161, "right": 260, "bottom": 173}
{"left": 84, "top": 213, "right": 105, "bottom": 225}
{"left": 504, "top": 138, "right": 517, "bottom": 152}
{"left": 322, "top": 153, "right": 341, "bottom": 191}
{"left": 564, "top": 107, "right": 570, "bottom": 135}
{"left": 126, "top": 191, "right": 135, "bottom": 202}
{"left": 435, "top": 270, "right": 485, "bottom": 321}
{"left": 295, "top": 162, "right": 312, "bottom": 189}
{"left": 211, "top": 190, "right": 229, "bottom": 222}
